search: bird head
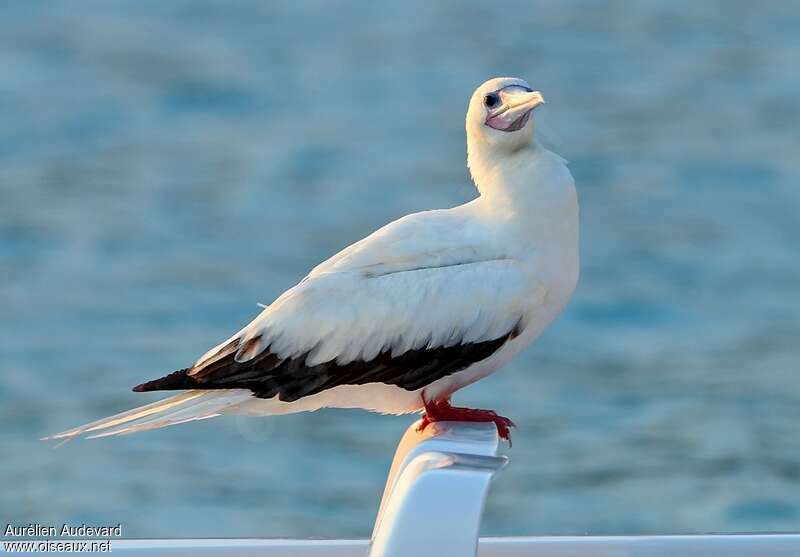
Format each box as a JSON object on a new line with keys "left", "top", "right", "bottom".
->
{"left": 466, "top": 77, "right": 544, "bottom": 153}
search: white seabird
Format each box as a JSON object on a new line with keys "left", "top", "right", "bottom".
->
{"left": 45, "top": 77, "right": 579, "bottom": 443}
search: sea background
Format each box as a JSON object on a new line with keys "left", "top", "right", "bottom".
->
{"left": 2, "top": 0, "right": 799, "bottom": 539}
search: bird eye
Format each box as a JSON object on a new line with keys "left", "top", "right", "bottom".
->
{"left": 484, "top": 93, "right": 500, "bottom": 109}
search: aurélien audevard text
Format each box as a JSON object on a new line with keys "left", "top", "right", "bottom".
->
{"left": 4, "top": 522, "right": 122, "bottom": 538}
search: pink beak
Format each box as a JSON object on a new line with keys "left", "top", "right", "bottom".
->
{"left": 486, "top": 89, "right": 545, "bottom": 132}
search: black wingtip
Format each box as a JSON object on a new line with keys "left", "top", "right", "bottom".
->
{"left": 132, "top": 368, "right": 195, "bottom": 392}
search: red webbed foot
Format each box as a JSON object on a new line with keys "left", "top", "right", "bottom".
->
{"left": 417, "top": 398, "right": 516, "bottom": 445}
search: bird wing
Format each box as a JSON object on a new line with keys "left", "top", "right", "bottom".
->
{"left": 135, "top": 207, "right": 544, "bottom": 401}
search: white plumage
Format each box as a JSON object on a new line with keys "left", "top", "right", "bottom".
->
{"left": 45, "top": 77, "right": 579, "bottom": 441}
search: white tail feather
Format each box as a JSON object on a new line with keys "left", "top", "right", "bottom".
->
{"left": 42, "top": 390, "right": 253, "bottom": 441}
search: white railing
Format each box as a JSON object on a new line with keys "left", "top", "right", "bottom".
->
{"left": 4, "top": 421, "right": 800, "bottom": 555}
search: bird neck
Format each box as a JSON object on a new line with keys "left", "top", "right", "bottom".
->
{"left": 468, "top": 139, "right": 567, "bottom": 211}
{"left": 468, "top": 140, "right": 578, "bottom": 274}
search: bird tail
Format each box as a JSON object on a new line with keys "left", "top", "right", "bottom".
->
{"left": 41, "top": 390, "right": 253, "bottom": 441}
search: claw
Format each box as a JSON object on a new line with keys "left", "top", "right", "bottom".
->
{"left": 418, "top": 398, "right": 515, "bottom": 445}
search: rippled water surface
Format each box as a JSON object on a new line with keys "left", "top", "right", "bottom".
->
{"left": 2, "top": 0, "right": 800, "bottom": 539}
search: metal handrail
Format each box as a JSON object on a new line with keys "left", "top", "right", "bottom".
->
{"left": 369, "top": 420, "right": 505, "bottom": 556}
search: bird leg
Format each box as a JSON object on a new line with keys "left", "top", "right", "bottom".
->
{"left": 418, "top": 397, "right": 515, "bottom": 444}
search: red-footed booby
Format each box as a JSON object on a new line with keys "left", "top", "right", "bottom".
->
{"left": 45, "top": 77, "right": 579, "bottom": 443}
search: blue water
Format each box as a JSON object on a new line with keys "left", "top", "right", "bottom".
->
{"left": 2, "top": 0, "right": 800, "bottom": 539}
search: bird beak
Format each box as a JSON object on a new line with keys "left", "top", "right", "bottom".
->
{"left": 486, "top": 90, "right": 545, "bottom": 132}
{"left": 502, "top": 89, "right": 545, "bottom": 114}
